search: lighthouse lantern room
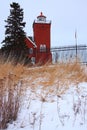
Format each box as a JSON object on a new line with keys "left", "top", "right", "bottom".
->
{"left": 37, "top": 12, "right": 46, "bottom": 22}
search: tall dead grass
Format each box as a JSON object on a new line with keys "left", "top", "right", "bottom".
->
{"left": 0, "top": 59, "right": 87, "bottom": 129}
{"left": 23, "top": 61, "right": 87, "bottom": 97}
{"left": 0, "top": 62, "right": 25, "bottom": 129}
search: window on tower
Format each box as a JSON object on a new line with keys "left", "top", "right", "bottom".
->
{"left": 43, "top": 44, "right": 46, "bottom": 51}
{"left": 40, "top": 44, "right": 43, "bottom": 52}
{"left": 40, "top": 44, "right": 46, "bottom": 52}
{"left": 38, "top": 17, "right": 46, "bottom": 22}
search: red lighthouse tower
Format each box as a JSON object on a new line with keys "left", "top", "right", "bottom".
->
{"left": 25, "top": 12, "right": 52, "bottom": 64}
{"left": 33, "top": 12, "right": 52, "bottom": 64}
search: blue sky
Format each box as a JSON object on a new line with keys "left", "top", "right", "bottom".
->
{"left": 0, "top": 0, "right": 87, "bottom": 47}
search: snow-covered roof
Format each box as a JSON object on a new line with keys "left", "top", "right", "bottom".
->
{"left": 26, "top": 36, "right": 37, "bottom": 48}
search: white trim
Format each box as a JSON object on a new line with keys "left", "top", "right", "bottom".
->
{"left": 26, "top": 36, "right": 37, "bottom": 48}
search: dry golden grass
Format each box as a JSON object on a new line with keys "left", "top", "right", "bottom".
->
{"left": 0, "top": 60, "right": 87, "bottom": 128}
{"left": 18, "top": 61, "right": 87, "bottom": 99}
{"left": 23, "top": 61, "right": 87, "bottom": 84}
{"left": 0, "top": 61, "right": 26, "bottom": 129}
{"left": 0, "top": 61, "right": 86, "bottom": 97}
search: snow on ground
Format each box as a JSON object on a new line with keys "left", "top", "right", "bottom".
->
{"left": 7, "top": 81, "right": 87, "bottom": 130}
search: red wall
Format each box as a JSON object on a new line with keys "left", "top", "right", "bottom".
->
{"left": 25, "top": 38, "right": 36, "bottom": 58}
{"left": 35, "top": 52, "right": 52, "bottom": 64}
{"left": 25, "top": 20, "right": 52, "bottom": 64}
{"left": 25, "top": 38, "right": 34, "bottom": 48}
{"left": 33, "top": 22, "right": 52, "bottom": 64}
{"left": 33, "top": 22, "right": 51, "bottom": 50}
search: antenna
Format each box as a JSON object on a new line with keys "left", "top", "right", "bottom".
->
{"left": 75, "top": 29, "right": 77, "bottom": 61}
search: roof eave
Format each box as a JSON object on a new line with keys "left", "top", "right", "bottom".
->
{"left": 26, "top": 36, "right": 37, "bottom": 48}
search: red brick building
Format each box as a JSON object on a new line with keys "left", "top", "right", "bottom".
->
{"left": 25, "top": 12, "right": 52, "bottom": 64}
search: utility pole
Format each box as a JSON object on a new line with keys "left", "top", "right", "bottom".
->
{"left": 75, "top": 29, "right": 77, "bottom": 61}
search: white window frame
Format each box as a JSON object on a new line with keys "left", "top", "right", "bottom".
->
{"left": 40, "top": 44, "right": 46, "bottom": 52}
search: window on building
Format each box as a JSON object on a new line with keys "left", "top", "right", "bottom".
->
{"left": 40, "top": 44, "right": 43, "bottom": 52}
{"left": 29, "top": 48, "right": 33, "bottom": 54}
{"left": 40, "top": 44, "right": 46, "bottom": 52}
{"left": 31, "top": 57, "right": 35, "bottom": 64}
{"left": 38, "top": 17, "right": 46, "bottom": 22}
{"left": 43, "top": 44, "right": 46, "bottom": 51}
